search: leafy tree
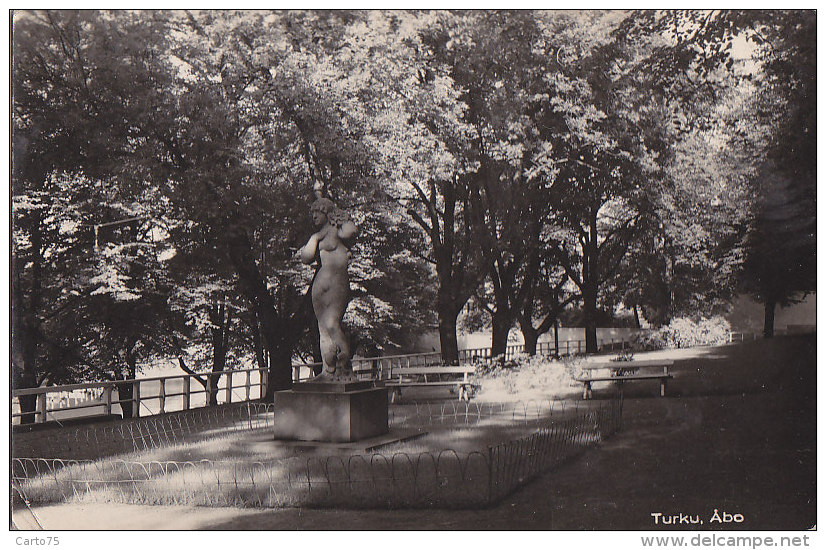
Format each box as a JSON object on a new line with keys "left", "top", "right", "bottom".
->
{"left": 13, "top": 10, "right": 444, "bottom": 412}
{"left": 537, "top": 27, "right": 659, "bottom": 353}
{"left": 454, "top": 11, "right": 554, "bottom": 358}
{"left": 621, "top": 10, "right": 816, "bottom": 335}
{"left": 610, "top": 82, "right": 757, "bottom": 328}
{"left": 350, "top": 11, "right": 485, "bottom": 364}
{"left": 516, "top": 249, "right": 577, "bottom": 355}
{"left": 12, "top": 10, "right": 176, "bottom": 420}
{"left": 738, "top": 12, "right": 816, "bottom": 336}
{"left": 11, "top": 173, "right": 103, "bottom": 422}
{"left": 410, "top": 11, "right": 595, "bottom": 359}
{"left": 742, "top": 169, "right": 816, "bottom": 337}
{"left": 167, "top": 275, "right": 252, "bottom": 406}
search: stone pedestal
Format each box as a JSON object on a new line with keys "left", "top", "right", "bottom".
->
{"left": 273, "top": 382, "right": 389, "bottom": 443}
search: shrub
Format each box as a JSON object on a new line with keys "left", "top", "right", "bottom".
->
{"left": 472, "top": 353, "right": 578, "bottom": 397}
{"left": 610, "top": 349, "right": 635, "bottom": 362}
{"left": 630, "top": 330, "right": 667, "bottom": 351}
{"left": 659, "top": 316, "right": 731, "bottom": 348}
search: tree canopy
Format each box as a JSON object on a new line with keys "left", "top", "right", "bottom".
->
{"left": 12, "top": 9, "right": 814, "bottom": 419}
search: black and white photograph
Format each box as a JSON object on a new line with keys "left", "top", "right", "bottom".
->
{"left": 9, "top": 7, "right": 817, "bottom": 540}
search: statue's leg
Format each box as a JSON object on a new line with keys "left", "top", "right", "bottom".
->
{"left": 331, "top": 327, "right": 351, "bottom": 374}
{"left": 311, "top": 281, "right": 344, "bottom": 381}
{"left": 319, "top": 312, "right": 352, "bottom": 377}
{"left": 318, "top": 327, "right": 337, "bottom": 375}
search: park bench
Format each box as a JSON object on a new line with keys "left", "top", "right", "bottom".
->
{"left": 576, "top": 359, "right": 674, "bottom": 400}
{"left": 379, "top": 365, "right": 480, "bottom": 402}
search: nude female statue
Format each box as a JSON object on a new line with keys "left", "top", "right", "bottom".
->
{"left": 299, "top": 192, "right": 358, "bottom": 381}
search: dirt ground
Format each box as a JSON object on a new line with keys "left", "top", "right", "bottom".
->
{"left": 16, "top": 335, "right": 817, "bottom": 531}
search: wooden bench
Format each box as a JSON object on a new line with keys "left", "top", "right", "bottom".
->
{"left": 379, "top": 365, "right": 479, "bottom": 402}
{"left": 577, "top": 359, "right": 674, "bottom": 400}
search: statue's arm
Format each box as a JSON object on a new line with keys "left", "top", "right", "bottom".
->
{"left": 299, "top": 233, "right": 321, "bottom": 264}
{"left": 338, "top": 221, "right": 358, "bottom": 243}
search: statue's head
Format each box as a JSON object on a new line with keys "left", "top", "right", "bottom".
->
{"left": 311, "top": 197, "right": 347, "bottom": 227}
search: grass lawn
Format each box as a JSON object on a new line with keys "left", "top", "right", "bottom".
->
{"left": 13, "top": 384, "right": 614, "bottom": 512}
{"left": 13, "top": 335, "right": 816, "bottom": 530}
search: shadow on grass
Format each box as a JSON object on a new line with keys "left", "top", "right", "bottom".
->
{"left": 13, "top": 397, "right": 622, "bottom": 510}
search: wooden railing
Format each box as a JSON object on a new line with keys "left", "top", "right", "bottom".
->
{"left": 13, "top": 329, "right": 808, "bottom": 426}
{"left": 9, "top": 333, "right": 637, "bottom": 426}
{"left": 729, "top": 332, "right": 760, "bottom": 343}
{"left": 12, "top": 366, "right": 269, "bottom": 426}
{"left": 726, "top": 327, "right": 812, "bottom": 342}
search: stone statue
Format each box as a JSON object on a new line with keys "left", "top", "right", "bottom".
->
{"left": 299, "top": 183, "right": 358, "bottom": 381}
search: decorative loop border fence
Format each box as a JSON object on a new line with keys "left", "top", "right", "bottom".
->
{"left": 12, "top": 396, "right": 622, "bottom": 510}
{"left": 403, "top": 397, "right": 588, "bottom": 426}
{"left": 12, "top": 403, "right": 275, "bottom": 461}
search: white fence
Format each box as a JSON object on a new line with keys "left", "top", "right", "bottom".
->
{"left": 14, "top": 329, "right": 782, "bottom": 426}
{"left": 12, "top": 367, "right": 268, "bottom": 426}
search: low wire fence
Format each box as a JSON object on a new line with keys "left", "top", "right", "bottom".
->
{"left": 12, "top": 403, "right": 275, "bottom": 461}
{"left": 488, "top": 399, "right": 622, "bottom": 502}
{"left": 400, "top": 397, "right": 590, "bottom": 426}
{"left": 12, "top": 396, "right": 621, "bottom": 510}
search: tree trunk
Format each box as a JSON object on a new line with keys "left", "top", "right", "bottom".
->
{"left": 520, "top": 319, "right": 538, "bottom": 356}
{"left": 633, "top": 304, "right": 642, "bottom": 329}
{"left": 209, "top": 300, "right": 228, "bottom": 406}
{"left": 17, "top": 394, "right": 38, "bottom": 425}
{"left": 13, "top": 319, "right": 40, "bottom": 424}
{"left": 582, "top": 284, "right": 599, "bottom": 354}
{"left": 116, "top": 378, "right": 134, "bottom": 419}
{"left": 117, "top": 352, "right": 139, "bottom": 419}
{"left": 12, "top": 269, "right": 41, "bottom": 424}
{"left": 584, "top": 324, "right": 598, "bottom": 354}
{"left": 227, "top": 228, "right": 300, "bottom": 396}
{"left": 553, "top": 319, "right": 560, "bottom": 357}
{"left": 763, "top": 299, "right": 777, "bottom": 338}
{"left": 583, "top": 209, "right": 600, "bottom": 354}
{"left": 251, "top": 315, "right": 268, "bottom": 373}
{"left": 438, "top": 304, "right": 460, "bottom": 365}
{"left": 206, "top": 372, "right": 221, "bottom": 406}
{"left": 267, "top": 353, "right": 293, "bottom": 400}
{"left": 490, "top": 312, "right": 512, "bottom": 360}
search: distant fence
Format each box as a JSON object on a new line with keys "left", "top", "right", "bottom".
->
{"left": 19, "top": 328, "right": 790, "bottom": 426}
{"left": 12, "top": 335, "right": 635, "bottom": 426}
{"left": 459, "top": 337, "right": 631, "bottom": 362}
{"left": 12, "top": 396, "right": 622, "bottom": 510}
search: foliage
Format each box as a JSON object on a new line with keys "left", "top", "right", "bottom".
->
{"left": 658, "top": 316, "right": 732, "bottom": 349}
{"left": 472, "top": 353, "right": 578, "bottom": 397}
{"left": 12, "top": 9, "right": 809, "bottom": 414}
{"left": 365, "top": 11, "right": 486, "bottom": 363}
{"left": 610, "top": 349, "right": 635, "bottom": 362}
{"left": 740, "top": 169, "right": 816, "bottom": 308}
{"left": 736, "top": 12, "right": 816, "bottom": 335}
{"left": 12, "top": 10, "right": 442, "bottom": 399}
{"left": 618, "top": 9, "right": 816, "bottom": 334}
{"left": 630, "top": 330, "right": 668, "bottom": 351}
{"left": 538, "top": 13, "right": 670, "bottom": 352}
